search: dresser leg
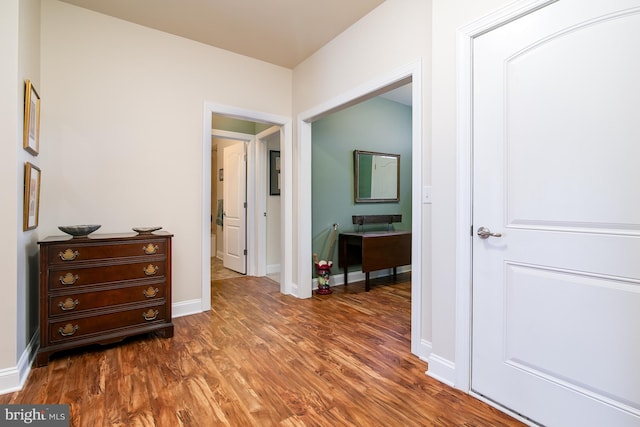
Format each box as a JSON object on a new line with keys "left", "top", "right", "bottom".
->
{"left": 365, "top": 272, "right": 370, "bottom": 292}
{"left": 35, "top": 351, "right": 50, "bottom": 367}
{"left": 159, "top": 324, "right": 174, "bottom": 338}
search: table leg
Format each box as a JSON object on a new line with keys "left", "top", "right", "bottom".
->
{"left": 365, "top": 272, "right": 370, "bottom": 292}
{"left": 344, "top": 265, "right": 348, "bottom": 286}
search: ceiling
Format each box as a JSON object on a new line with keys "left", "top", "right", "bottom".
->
{"left": 59, "top": 0, "right": 386, "bottom": 69}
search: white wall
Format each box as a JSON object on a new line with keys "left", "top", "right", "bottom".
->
{"left": 293, "top": 0, "right": 433, "bottom": 356}
{"left": 39, "top": 1, "right": 292, "bottom": 308}
{"left": 17, "top": 0, "right": 42, "bottom": 368}
{"left": 0, "top": 0, "right": 21, "bottom": 373}
{"left": 0, "top": 0, "right": 41, "bottom": 391}
{"left": 430, "top": 0, "right": 511, "bottom": 383}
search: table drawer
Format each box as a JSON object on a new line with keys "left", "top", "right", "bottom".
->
{"left": 47, "top": 240, "right": 167, "bottom": 265}
{"left": 49, "top": 303, "right": 167, "bottom": 343}
{"left": 49, "top": 282, "right": 166, "bottom": 316}
{"left": 49, "top": 261, "right": 166, "bottom": 290}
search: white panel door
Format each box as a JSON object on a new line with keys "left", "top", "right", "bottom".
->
{"left": 472, "top": 1, "right": 640, "bottom": 426}
{"left": 223, "top": 142, "right": 246, "bottom": 274}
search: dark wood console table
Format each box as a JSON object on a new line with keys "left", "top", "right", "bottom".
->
{"left": 338, "top": 231, "right": 411, "bottom": 291}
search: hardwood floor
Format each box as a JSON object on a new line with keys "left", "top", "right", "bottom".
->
{"left": 0, "top": 275, "right": 524, "bottom": 426}
{"left": 211, "top": 256, "right": 245, "bottom": 280}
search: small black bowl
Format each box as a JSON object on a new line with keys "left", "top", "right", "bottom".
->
{"left": 58, "top": 224, "right": 101, "bottom": 238}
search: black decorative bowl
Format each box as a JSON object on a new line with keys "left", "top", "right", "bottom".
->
{"left": 58, "top": 224, "right": 101, "bottom": 238}
{"left": 132, "top": 226, "right": 162, "bottom": 234}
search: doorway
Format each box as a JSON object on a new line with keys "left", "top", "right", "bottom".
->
{"left": 211, "top": 123, "right": 282, "bottom": 280}
{"left": 296, "top": 60, "right": 426, "bottom": 359}
{"left": 201, "top": 104, "right": 292, "bottom": 312}
{"left": 212, "top": 136, "right": 247, "bottom": 275}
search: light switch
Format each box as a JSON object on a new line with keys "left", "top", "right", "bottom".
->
{"left": 423, "top": 186, "right": 432, "bottom": 204}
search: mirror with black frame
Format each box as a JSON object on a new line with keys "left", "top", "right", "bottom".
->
{"left": 354, "top": 150, "right": 400, "bottom": 203}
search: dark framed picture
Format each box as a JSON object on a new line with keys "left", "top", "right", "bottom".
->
{"left": 23, "top": 80, "right": 41, "bottom": 156}
{"left": 269, "top": 150, "right": 280, "bottom": 196}
{"left": 23, "top": 162, "right": 41, "bottom": 231}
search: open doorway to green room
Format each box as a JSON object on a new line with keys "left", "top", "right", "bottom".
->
{"left": 296, "top": 59, "right": 428, "bottom": 360}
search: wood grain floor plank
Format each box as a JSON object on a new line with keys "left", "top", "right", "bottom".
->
{"left": 0, "top": 275, "right": 524, "bottom": 426}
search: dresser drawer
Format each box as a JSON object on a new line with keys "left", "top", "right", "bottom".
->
{"left": 47, "top": 240, "right": 167, "bottom": 265}
{"left": 49, "top": 303, "right": 167, "bottom": 343}
{"left": 49, "top": 260, "right": 167, "bottom": 290}
{"left": 49, "top": 282, "right": 166, "bottom": 316}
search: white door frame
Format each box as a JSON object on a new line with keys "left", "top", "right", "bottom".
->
{"left": 297, "top": 59, "right": 425, "bottom": 357}
{"left": 255, "top": 125, "right": 281, "bottom": 278}
{"left": 454, "top": 0, "right": 558, "bottom": 392}
{"left": 202, "top": 103, "right": 292, "bottom": 311}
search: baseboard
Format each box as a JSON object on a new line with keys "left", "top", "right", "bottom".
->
{"left": 172, "top": 299, "right": 204, "bottom": 318}
{"left": 426, "top": 353, "right": 456, "bottom": 387}
{"left": 313, "top": 266, "right": 412, "bottom": 288}
{"left": 0, "top": 331, "right": 38, "bottom": 396}
{"left": 266, "top": 263, "right": 280, "bottom": 275}
{"left": 416, "top": 338, "right": 432, "bottom": 363}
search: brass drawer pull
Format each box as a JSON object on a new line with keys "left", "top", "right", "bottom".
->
{"left": 143, "top": 244, "right": 159, "bottom": 255}
{"left": 59, "top": 249, "right": 79, "bottom": 261}
{"left": 143, "top": 264, "right": 159, "bottom": 276}
{"left": 58, "top": 324, "right": 79, "bottom": 337}
{"left": 143, "top": 309, "right": 159, "bottom": 321}
{"left": 59, "top": 273, "right": 79, "bottom": 285}
{"left": 58, "top": 298, "right": 79, "bottom": 311}
{"left": 143, "top": 287, "right": 159, "bottom": 298}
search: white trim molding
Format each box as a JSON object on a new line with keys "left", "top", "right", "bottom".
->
{"left": 0, "top": 331, "right": 38, "bottom": 396}
{"left": 426, "top": 353, "right": 456, "bottom": 388}
{"left": 313, "top": 266, "right": 412, "bottom": 290}
{"left": 172, "top": 299, "right": 203, "bottom": 319}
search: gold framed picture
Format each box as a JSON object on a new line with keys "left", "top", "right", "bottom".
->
{"left": 23, "top": 162, "right": 41, "bottom": 231}
{"left": 23, "top": 79, "right": 41, "bottom": 156}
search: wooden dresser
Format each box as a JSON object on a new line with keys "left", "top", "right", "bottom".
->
{"left": 36, "top": 232, "right": 174, "bottom": 366}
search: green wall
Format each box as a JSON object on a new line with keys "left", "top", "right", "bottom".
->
{"left": 212, "top": 115, "right": 272, "bottom": 134}
{"left": 311, "top": 97, "right": 412, "bottom": 274}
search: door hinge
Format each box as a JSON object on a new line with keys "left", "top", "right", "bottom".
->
{"left": 243, "top": 249, "right": 247, "bottom": 255}
{"left": 470, "top": 224, "right": 474, "bottom": 236}
{"left": 244, "top": 202, "right": 247, "bottom": 208}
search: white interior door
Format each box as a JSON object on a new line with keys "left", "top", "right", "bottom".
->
{"left": 223, "top": 142, "right": 246, "bottom": 274}
{"left": 472, "top": 1, "right": 640, "bottom": 426}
